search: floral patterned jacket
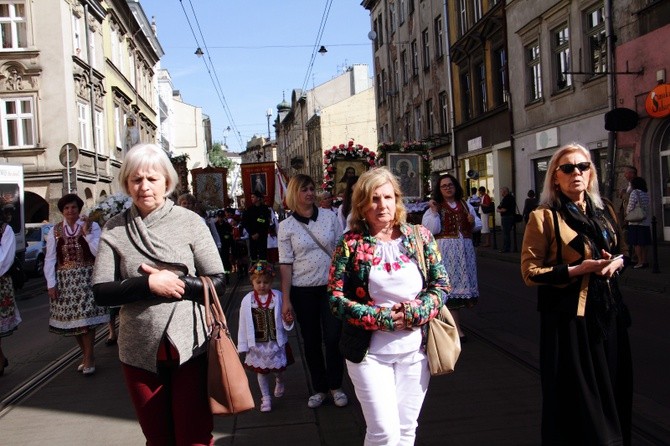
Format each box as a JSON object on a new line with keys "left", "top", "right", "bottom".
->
{"left": 328, "top": 223, "right": 451, "bottom": 352}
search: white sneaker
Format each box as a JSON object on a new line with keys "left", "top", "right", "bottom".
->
{"left": 307, "top": 392, "right": 327, "bottom": 408}
{"left": 331, "top": 389, "right": 348, "bottom": 407}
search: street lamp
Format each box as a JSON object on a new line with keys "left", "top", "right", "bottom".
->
{"left": 266, "top": 108, "right": 273, "bottom": 140}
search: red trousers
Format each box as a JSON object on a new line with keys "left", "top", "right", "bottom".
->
{"left": 122, "top": 354, "right": 213, "bottom": 446}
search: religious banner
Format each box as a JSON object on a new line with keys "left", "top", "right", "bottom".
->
{"left": 191, "top": 166, "right": 229, "bottom": 210}
{"left": 322, "top": 141, "right": 376, "bottom": 200}
{"left": 241, "top": 162, "right": 276, "bottom": 208}
{"left": 375, "top": 142, "right": 433, "bottom": 202}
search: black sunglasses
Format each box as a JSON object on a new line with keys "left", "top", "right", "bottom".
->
{"left": 556, "top": 162, "right": 591, "bottom": 174}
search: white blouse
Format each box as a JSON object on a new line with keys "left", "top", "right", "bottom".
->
{"left": 368, "top": 238, "right": 423, "bottom": 354}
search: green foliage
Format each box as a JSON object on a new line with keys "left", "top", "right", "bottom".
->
{"left": 209, "top": 142, "right": 235, "bottom": 169}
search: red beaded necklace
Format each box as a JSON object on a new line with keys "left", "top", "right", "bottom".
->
{"left": 253, "top": 290, "right": 273, "bottom": 309}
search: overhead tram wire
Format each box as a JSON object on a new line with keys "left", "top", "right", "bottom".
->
{"left": 300, "top": 0, "right": 334, "bottom": 94}
{"left": 178, "top": 0, "right": 245, "bottom": 151}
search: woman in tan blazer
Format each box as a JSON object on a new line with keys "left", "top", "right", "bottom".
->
{"left": 521, "top": 143, "right": 632, "bottom": 445}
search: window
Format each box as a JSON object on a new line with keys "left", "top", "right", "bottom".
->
{"left": 381, "top": 69, "right": 387, "bottom": 101}
{"left": 473, "top": 0, "right": 482, "bottom": 22}
{"left": 492, "top": 47, "right": 508, "bottom": 105}
{"left": 526, "top": 41, "right": 542, "bottom": 102}
{"left": 399, "top": 0, "right": 406, "bottom": 24}
{"left": 414, "top": 106, "right": 421, "bottom": 139}
{"left": 0, "top": 1, "right": 27, "bottom": 49}
{"left": 1, "top": 97, "right": 35, "bottom": 147}
{"left": 389, "top": 3, "right": 396, "bottom": 34}
{"left": 586, "top": 4, "right": 606, "bottom": 76}
{"left": 461, "top": 70, "right": 472, "bottom": 120}
{"left": 378, "top": 13, "right": 384, "bottom": 46}
{"left": 459, "top": 0, "right": 468, "bottom": 36}
{"left": 404, "top": 112, "right": 410, "bottom": 141}
{"left": 401, "top": 50, "right": 408, "bottom": 84}
{"left": 94, "top": 110, "right": 103, "bottom": 153}
{"left": 426, "top": 99, "right": 434, "bottom": 135}
{"left": 408, "top": 0, "right": 414, "bottom": 15}
{"left": 72, "top": 12, "right": 82, "bottom": 56}
{"left": 88, "top": 26, "right": 96, "bottom": 69}
{"left": 439, "top": 91, "right": 448, "bottom": 134}
{"left": 434, "top": 16, "right": 444, "bottom": 59}
{"left": 552, "top": 24, "right": 571, "bottom": 91}
{"left": 476, "top": 62, "right": 487, "bottom": 114}
{"left": 411, "top": 40, "right": 418, "bottom": 77}
{"left": 114, "top": 104, "right": 122, "bottom": 149}
{"left": 422, "top": 29, "right": 430, "bottom": 69}
{"left": 377, "top": 72, "right": 383, "bottom": 105}
{"left": 77, "top": 102, "right": 91, "bottom": 150}
{"left": 393, "top": 58, "right": 400, "bottom": 93}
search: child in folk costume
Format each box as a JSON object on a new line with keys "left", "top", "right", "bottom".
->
{"left": 237, "top": 261, "right": 294, "bottom": 412}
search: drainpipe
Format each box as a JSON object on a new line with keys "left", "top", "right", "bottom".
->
{"left": 604, "top": 0, "right": 616, "bottom": 200}
{"left": 444, "top": 0, "right": 457, "bottom": 174}
{"left": 84, "top": 4, "right": 100, "bottom": 182}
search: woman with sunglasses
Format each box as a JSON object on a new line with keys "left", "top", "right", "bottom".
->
{"left": 521, "top": 143, "right": 632, "bottom": 445}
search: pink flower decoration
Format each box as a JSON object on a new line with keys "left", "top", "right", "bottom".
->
{"left": 392, "top": 262, "right": 401, "bottom": 271}
{"left": 384, "top": 263, "right": 392, "bottom": 272}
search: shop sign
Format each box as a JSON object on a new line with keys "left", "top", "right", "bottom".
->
{"left": 645, "top": 83, "right": 670, "bottom": 118}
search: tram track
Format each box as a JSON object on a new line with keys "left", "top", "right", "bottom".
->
{"left": 463, "top": 323, "right": 669, "bottom": 445}
{"left": 0, "top": 274, "right": 243, "bottom": 419}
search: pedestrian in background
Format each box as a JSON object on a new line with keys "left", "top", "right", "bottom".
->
{"left": 318, "top": 191, "right": 337, "bottom": 213}
{"left": 238, "top": 261, "right": 294, "bottom": 413}
{"left": 243, "top": 190, "right": 272, "bottom": 261}
{"left": 468, "top": 186, "right": 482, "bottom": 246}
{"left": 626, "top": 176, "right": 651, "bottom": 269}
{"left": 45, "top": 194, "right": 108, "bottom": 376}
{"left": 521, "top": 143, "right": 632, "bottom": 445}
{"left": 278, "top": 174, "right": 346, "bottom": 409}
{"left": 328, "top": 167, "right": 450, "bottom": 445}
{"left": 92, "top": 143, "right": 225, "bottom": 445}
{"left": 522, "top": 189, "right": 539, "bottom": 223}
{"left": 0, "top": 204, "right": 20, "bottom": 376}
{"left": 178, "top": 193, "right": 221, "bottom": 251}
{"left": 478, "top": 186, "right": 493, "bottom": 247}
{"left": 496, "top": 187, "right": 516, "bottom": 253}
{"left": 422, "top": 173, "right": 480, "bottom": 341}
{"left": 337, "top": 175, "right": 359, "bottom": 232}
{"left": 214, "top": 209, "right": 234, "bottom": 282}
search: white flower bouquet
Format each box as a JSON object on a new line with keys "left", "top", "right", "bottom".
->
{"left": 87, "top": 192, "right": 132, "bottom": 227}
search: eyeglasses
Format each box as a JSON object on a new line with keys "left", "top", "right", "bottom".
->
{"left": 440, "top": 183, "right": 455, "bottom": 189}
{"left": 556, "top": 162, "right": 591, "bottom": 174}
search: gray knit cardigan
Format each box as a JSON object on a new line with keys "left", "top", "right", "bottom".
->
{"left": 91, "top": 200, "right": 224, "bottom": 372}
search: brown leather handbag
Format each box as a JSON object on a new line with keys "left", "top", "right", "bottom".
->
{"left": 201, "top": 276, "right": 255, "bottom": 415}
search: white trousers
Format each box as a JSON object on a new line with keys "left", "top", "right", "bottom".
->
{"left": 481, "top": 212, "right": 490, "bottom": 233}
{"left": 347, "top": 350, "right": 430, "bottom": 446}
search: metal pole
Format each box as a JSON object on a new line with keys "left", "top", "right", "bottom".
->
{"left": 66, "top": 148, "right": 72, "bottom": 193}
{"left": 651, "top": 216, "right": 660, "bottom": 273}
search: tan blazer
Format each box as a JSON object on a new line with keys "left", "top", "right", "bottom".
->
{"left": 521, "top": 203, "right": 625, "bottom": 316}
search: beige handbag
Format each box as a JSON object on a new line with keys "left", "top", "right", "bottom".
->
{"left": 412, "top": 224, "right": 461, "bottom": 376}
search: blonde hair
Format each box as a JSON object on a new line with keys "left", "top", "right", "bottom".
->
{"left": 539, "top": 142, "right": 603, "bottom": 209}
{"left": 284, "top": 174, "right": 315, "bottom": 211}
{"left": 119, "top": 144, "right": 179, "bottom": 197}
{"left": 349, "top": 167, "right": 407, "bottom": 233}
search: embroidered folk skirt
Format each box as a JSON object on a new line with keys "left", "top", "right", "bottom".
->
{"left": 436, "top": 236, "right": 479, "bottom": 308}
{"left": 0, "top": 275, "right": 21, "bottom": 337}
{"left": 49, "top": 265, "right": 109, "bottom": 336}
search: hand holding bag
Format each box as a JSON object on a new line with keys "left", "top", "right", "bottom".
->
{"left": 625, "top": 191, "right": 646, "bottom": 223}
{"left": 201, "top": 276, "right": 255, "bottom": 415}
{"left": 412, "top": 225, "right": 461, "bottom": 376}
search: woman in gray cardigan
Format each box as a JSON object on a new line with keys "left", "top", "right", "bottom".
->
{"left": 92, "top": 144, "right": 225, "bottom": 446}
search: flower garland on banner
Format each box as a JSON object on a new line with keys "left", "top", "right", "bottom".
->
{"left": 87, "top": 193, "right": 132, "bottom": 227}
{"left": 375, "top": 141, "right": 433, "bottom": 202}
{"left": 322, "top": 141, "right": 376, "bottom": 194}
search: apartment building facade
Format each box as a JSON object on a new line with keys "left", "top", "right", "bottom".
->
{"left": 0, "top": 0, "right": 161, "bottom": 222}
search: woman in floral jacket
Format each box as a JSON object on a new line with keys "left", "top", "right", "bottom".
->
{"left": 328, "top": 167, "right": 450, "bottom": 446}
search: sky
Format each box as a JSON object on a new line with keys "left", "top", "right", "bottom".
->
{"left": 139, "top": 0, "right": 375, "bottom": 153}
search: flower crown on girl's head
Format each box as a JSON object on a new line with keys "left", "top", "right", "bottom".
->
{"left": 248, "top": 260, "right": 275, "bottom": 278}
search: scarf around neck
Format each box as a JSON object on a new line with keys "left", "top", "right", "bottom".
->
{"left": 124, "top": 199, "right": 189, "bottom": 275}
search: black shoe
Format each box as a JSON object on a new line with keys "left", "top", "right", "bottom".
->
{"left": 105, "top": 338, "right": 117, "bottom": 346}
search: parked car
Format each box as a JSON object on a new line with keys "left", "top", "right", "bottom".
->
{"left": 23, "top": 223, "right": 53, "bottom": 277}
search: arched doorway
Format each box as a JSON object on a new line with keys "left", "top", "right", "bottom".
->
{"left": 24, "top": 191, "right": 49, "bottom": 223}
{"left": 654, "top": 121, "right": 670, "bottom": 241}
